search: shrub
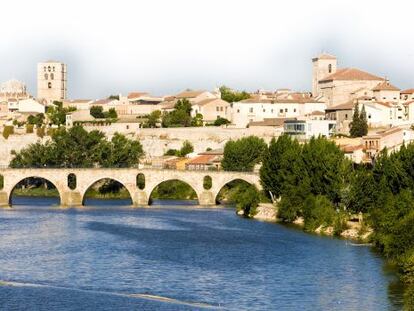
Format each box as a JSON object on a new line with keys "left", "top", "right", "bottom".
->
{"left": 26, "top": 124, "right": 34, "bottom": 133}
{"left": 36, "top": 127, "right": 45, "bottom": 138}
{"left": 231, "top": 183, "right": 260, "bottom": 217}
{"left": 2, "top": 126, "right": 14, "bottom": 139}
{"left": 302, "top": 195, "right": 336, "bottom": 232}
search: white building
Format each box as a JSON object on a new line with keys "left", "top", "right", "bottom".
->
{"left": 283, "top": 119, "right": 336, "bottom": 140}
{"left": 37, "top": 61, "right": 67, "bottom": 103}
{"left": 231, "top": 96, "right": 326, "bottom": 128}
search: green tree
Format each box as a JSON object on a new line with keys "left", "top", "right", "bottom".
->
{"left": 230, "top": 183, "right": 260, "bottom": 217}
{"left": 144, "top": 110, "right": 161, "bottom": 128}
{"left": 2, "top": 126, "right": 14, "bottom": 139}
{"left": 360, "top": 105, "right": 368, "bottom": 136}
{"left": 105, "top": 108, "right": 118, "bottom": 119}
{"left": 179, "top": 140, "right": 194, "bottom": 157}
{"left": 260, "top": 135, "right": 302, "bottom": 200}
{"left": 214, "top": 117, "right": 231, "bottom": 126}
{"left": 90, "top": 106, "right": 105, "bottom": 118}
{"left": 47, "top": 101, "right": 75, "bottom": 126}
{"left": 349, "top": 103, "right": 368, "bottom": 137}
{"left": 302, "top": 195, "right": 336, "bottom": 231}
{"left": 191, "top": 113, "right": 203, "bottom": 127}
{"left": 162, "top": 99, "right": 193, "bottom": 127}
{"left": 220, "top": 86, "right": 250, "bottom": 103}
{"left": 222, "top": 136, "right": 267, "bottom": 171}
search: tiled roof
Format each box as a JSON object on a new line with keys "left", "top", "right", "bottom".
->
{"left": 325, "top": 101, "right": 354, "bottom": 111}
{"left": 372, "top": 81, "right": 400, "bottom": 91}
{"left": 401, "top": 88, "right": 414, "bottom": 94}
{"left": 128, "top": 92, "right": 148, "bottom": 99}
{"left": 249, "top": 118, "right": 295, "bottom": 127}
{"left": 340, "top": 144, "right": 364, "bottom": 152}
{"left": 320, "top": 68, "right": 383, "bottom": 82}
{"left": 91, "top": 99, "right": 115, "bottom": 105}
{"left": 194, "top": 98, "right": 220, "bottom": 107}
{"left": 186, "top": 154, "right": 217, "bottom": 165}
{"left": 176, "top": 90, "right": 206, "bottom": 98}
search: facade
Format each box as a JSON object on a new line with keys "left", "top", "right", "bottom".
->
{"left": 0, "top": 79, "right": 29, "bottom": 100}
{"left": 62, "top": 99, "right": 93, "bottom": 110}
{"left": 312, "top": 54, "right": 385, "bottom": 106}
{"left": 363, "top": 127, "right": 414, "bottom": 160}
{"left": 191, "top": 98, "right": 231, "bottom": 123}
{"left": 283, "top": 119, "right": 336, "bottom": 140}
{"left": 37, "top": 61, "right": 67, "bottom": 103}
{"left": 231, "top": 95, "right": 326, "bottom": 128}
{"left": 340, "top": 144, "right": 364, "bottom": 164}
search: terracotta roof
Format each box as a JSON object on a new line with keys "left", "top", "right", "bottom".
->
{"left": 313, "top": 53, "right": 336, "bottom": 60}
{"left": 340, "top": 144, "right": 364, "bottom": 152}
{"left": 320, "top": 68, "right": 383, "bottom": 82}
{"left": 176, "top": 90, "right": 206, "bottom": 98}
{"left": 194, "top": 98, "right": 222, "bottom": 107}
{"left": 239, "top": 98, "right": 321, "bottom": 104}
{"left": 310, "top": 110, "right": 325, "bottom": 115}
{"left": 325, "top": 101, "right": 354, "bottom": 111}
{"left": 403, "top": 100, "right": 414, "bottom": 106}
{"left": 372, "top": 81, "right": 400, "bottom": 91}
{"left": 401, "top": 89, "right": 414, "bottom": 94}
{"left": 249, "top": 118, "right": 295, "bottom": 127}
{"left": 127, "top": 92, "right": 148, "bottom": 99}
{"left": 91, "top": 99, "right": 115, "bottom": 106}
{"left": 186, "top": 154, "right": 218, "bottom": 165}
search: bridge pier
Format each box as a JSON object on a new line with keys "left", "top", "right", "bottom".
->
{"left": 198, "top": 190, "right": 216, "bottom": 206}
{"left": 0, "top": 191, "right": 9, "bottom": 207}
{"left": 61, "top": 191, "right": 82, "bottom": 207}
{"left": 131, "top": 190, "right": 149, "bottom": 207}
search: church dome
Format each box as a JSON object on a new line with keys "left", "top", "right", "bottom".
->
{"left": 0, "top": 79, "right": 27, "bottom": 97}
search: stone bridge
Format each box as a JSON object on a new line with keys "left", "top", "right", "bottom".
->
{"left": 0, "top": 168, "right": 261, "bottom": 207}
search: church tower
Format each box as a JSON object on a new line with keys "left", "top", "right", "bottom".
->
{"left": 312, "top": 53, "right": 337, "bottom": 97}
{"left": 37, "top": 61, "right": 67, "bottom": 103}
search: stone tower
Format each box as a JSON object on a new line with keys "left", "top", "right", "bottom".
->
{"left": 37, "top": 61, "right": 67, "bottom": 103}
{"left": 312, "top": 53, "right": 337, "bottom": 97}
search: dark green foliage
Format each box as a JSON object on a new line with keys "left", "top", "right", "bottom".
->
{"left": 230, "top": 183, "right": 260, "bottom": 217}
{"left": 347, "top": 167, "right": 377, "bottom": 213}
{"left": 90, "top": 106, "right": 105, "bottom": 118}
{"left": 214, "top": 117, "right": 231, "bottom": 126}
{"left": 222, "top": 136, "right": 267, "bottom": 171}
{"left": 108, "top": 95, "right": 120, "bottom": 100}
{"left": 0, "top": 175, "right": 3, "bottom": 190}
{"left": 164, "top": 149, "right": 178, "bottom": 156}
{"left": 143, "top": 110, "right": 161, "bottom": 128}
{"left": 162, "top": 99, "right": 193, "bottom": 127}
{"left": 191, "top": 113, "right": 203, "bottom": 127}
{"left": 302, "top": 195, "right": 336, "bottom": 231}
{"left": 151, "top": 180, "right": 197, "bottom": 200}
{"left": 136, "top": 173, "right": 145, "bottom": 190}
{"left": 27, "top": 113, "right": 45, "bottom": 127}
{"left": 26, "top": 124, "right": 34, "bottom": 133}
{"left": 203, "top": 175, "right": 212, "bottom": 190}
{"left": 106, "top": 108, "right": 118, "bottom": 119}
{"left": 36, "top": 127, "right": 45, "bottom": 138}
{"left": 10, "top": 126, "right": 144, "bottom": 168}
{"left": 179, "top": 140, "right": 194, "bottom": 157}
{"left": 2, "top": 126, "right": 14, "bottom": 139}
{"left": 67, "top": 173, "right": 77, "bottom": 190}
{"left": 219, "top": 86, "right": 250, "bottom": 103}
{"left": 260, "top": 135, "right": 302, "bottom": 199}
{"left": 47, "top": 101, "right": 75, "bottom": 126}
{"left": 349, "top": 103, "right": 368, "bottom": 137}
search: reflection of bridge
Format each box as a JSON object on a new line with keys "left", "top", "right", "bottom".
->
{"left": 0, "top": 168, "right": 261, "bottom": 207}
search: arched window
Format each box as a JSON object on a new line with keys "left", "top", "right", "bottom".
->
{"left": 50, "top": 73, "right": 54, "bottom": 80}
{"left": 48, "top": 82, "right": 52, "bottom": 89}
{"left": 328, "top": 64, "right": 332, "bottom": 73}
{"left": 44, "top": 73, "right": 48, "bottom": 80}
{"left": 136, "top": 173, "right": 145, "bottom": 190}
{"left": 48, "top": 66, "right": 51, "bottom": 72}
{"left": 68, "top": 173, "right": 77, "bottom": 190}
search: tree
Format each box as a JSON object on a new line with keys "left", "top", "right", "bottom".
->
{"left": 179, "top": 140, "right": 194, "bottom": 157}
{"left": 27, "top": 113, "right": 45, "bottom": 127}
{"left": 230, "top": 183, "right": 260, "bottom": 217}
{"left": 2, "top": 126, "right": 14, "bottom": 139}
{"left": 144, "top": 110, "right": 161, "bottom": 128}
{"left": 221, "top": 136, "right": 267, "bottom": 171}
{"left": 108, "top": 95, "right": 119, "bottom": 100}
{"left": 220, "top": 86, "right": 250, "bottom": 103}
{"left": 162, "top": 99, "right": 193, "bottom": 127}
{"left": 47, "top": 101, "right": 75, "bottom": 126}
{"left": 105, "top": 108, "right": 118, "bottom": 119}
{"left": 90, "top": 106, "right": 105, "bottom": 118}
{"left": 349, "top": 103, "right": 368, "bottom": 137}
{"left": 260, "top": 135, "right": 302, "bottom": 200}
{"left": 191, "top": 113, "right": 203, "bottom": 127}
{"left": 214, "top": 117, "right": 231, "bottom": 126}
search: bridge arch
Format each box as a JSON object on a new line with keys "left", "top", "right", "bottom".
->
{"left": 212, "top": 175, "right": 261, "bottom": 204}
{"left": 80, "top": 177, "right": 134, "bottom": 205}
{"left": 8, "top": 176, "right": 63, "bottom": 206}
{"left": 146, "top": 178, "right": 200, "bottom": 205}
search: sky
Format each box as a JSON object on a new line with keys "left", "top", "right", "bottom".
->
{"left": 1, "top": 0, "right": 414, "bottom": 99}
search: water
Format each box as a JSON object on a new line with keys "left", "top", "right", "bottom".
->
{"left": 0, "top": 197, "right": 406, "bottom": 310}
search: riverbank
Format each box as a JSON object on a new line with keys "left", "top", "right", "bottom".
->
{"left": 241, "top": 203, "right": 373, "bottom": 242}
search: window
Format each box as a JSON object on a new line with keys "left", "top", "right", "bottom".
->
{"left": 328, "top": 64, "right": 332, "bottom": 73}
{"left": 368, "top": 114, "right": 371, "bottom": 119}
{"left": 249, "top": 107, "right": 253, "bottom": 113}
{"left": 43, "top": 66, "right": 46, "bottom": 72}
{"left": 216, "top": 107, "right": 219, "bottom": 112}
{"left": 220, "top": 107, "right": 223, "bottom": 111}
{"left": 237, "top": 109, "right": 240, "bottom": 113}
{"left": 53, "top": 66, "right": 55, "bottom": 71}
{"left": 263, "top": 109, "right": 265, "bottom": 112}
{"left": 285, "top": 108, "right": 288, "bottom": 112}
{"left": 345, "top": 114, "right": 348, "bottom": 119}
{"left": 271, "top": 109, "right": 273, "bottom": 113}
{"left": 48, "top": 66, "right": 51, "bottom": 72}
{"left": 44, "top": 73, "right": 48, "bottom": 80}
{"left": 293, "top": 108, "right": 296, "bottom": 112}
{"left": 50, "top": 73, "right": 54, "bottom": 80}
{"left": 280, "top": 109, "right": 283, "bottom": 113}
{"left": 48, "top": 82, "right": 52, "bottom": 89}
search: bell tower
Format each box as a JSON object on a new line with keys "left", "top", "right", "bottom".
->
{"left": 37, "top": 61, "right": 67, "bottom": 103}
{"left": 312, "top": 53, "right": 337, "bottom": 97}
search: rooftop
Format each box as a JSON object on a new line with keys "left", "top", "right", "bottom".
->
{"left": 372, "top": 81, "right": 400, "bottom": 92}
{"left": 320, "top": 68, "right": 383, "bottom": 82}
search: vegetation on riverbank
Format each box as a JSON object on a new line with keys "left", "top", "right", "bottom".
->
{"left": 258, "top": 134, "right": 414, "bottom": 284}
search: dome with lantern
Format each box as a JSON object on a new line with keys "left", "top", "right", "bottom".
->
{"left": 0, "top": 79, "right": 28, "bottom": 99}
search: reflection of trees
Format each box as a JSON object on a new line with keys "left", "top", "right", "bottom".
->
{"left": 388, "top": 280, "right": 413, "bottom": 310}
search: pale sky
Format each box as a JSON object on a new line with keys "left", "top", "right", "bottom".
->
{"left": 1, "top": 0, "right": 414, "bottom": 99}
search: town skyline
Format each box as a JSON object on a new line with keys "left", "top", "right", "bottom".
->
{"left": 2, "top": 0, "right": 414, "bottom": 98}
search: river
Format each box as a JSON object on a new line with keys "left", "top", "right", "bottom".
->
{"left": 0, "top": 197, "right": 406, "bottom": 310}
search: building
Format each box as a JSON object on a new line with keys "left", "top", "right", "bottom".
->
{"left": 185, "top": 149, "right": 224, "bottom": 171}
{"left": 231, "top": 94, "right": 326, "bottom": 128}
{"left": 62, "top": 99, "right": 93, "bottom": 110}
{"left": 0, "top": 79, "right": 29, "bottom": 100}
{"left": 340, "top": 144, "right": 365, "bottom": 164}
{"left": 37, "top": 61, "right": 67, "bottom": 103}
{"left": 362, "top": 127, "right": 414, "bottom": 160}
{"left": 191, "top": 98, "right": 231, "bottom": 123}
{"left": 283, "top": 119, "right": 336, "bottom": 140}
{"left": 312, "top": 54, "right": 384, "bottom": 106}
